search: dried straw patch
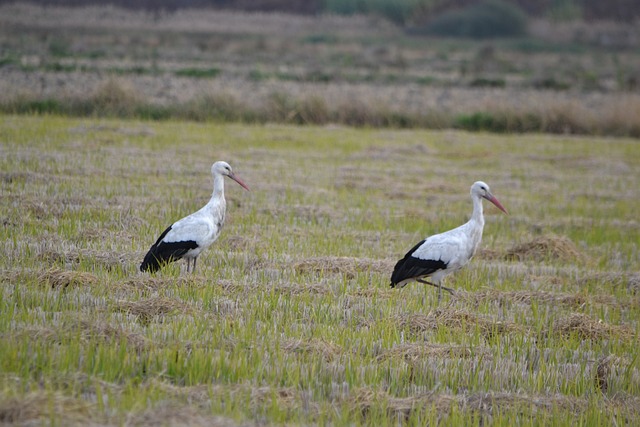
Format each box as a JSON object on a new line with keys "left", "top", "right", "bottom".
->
{"left": 460, "top": 392, "right": 587, "bottom": 414}
{"left": 117, "top": 276, "right": 202, "bottom": 292}
{"left": 127, "top": 404, "right": 239, "bottom": 427}
{"left": 38, "top": 249, "right": 129, "bottom": 270}
{"left": 377, "top": 343, "right": 492, "bottom": 362}
{"left": 11, "top": 318, "right": 148, "bottom": 351}
{"left": 596, "top": 355, "right": 615, "bottom": 393}
{"left": 395, "top": 308, "right": 522, "bottom": 336}
{"left": 0, "top": 268, "right": 31, "bottom": 284}
{"left": 470, "top": 289, "right": 632, "bottom": 309}
{"left": 38, "top": 267, "right": 99, "bottom": 289}
{"left": 549, "top": 313, "right": 634, "bottom": 341}
{"left": 271, "top": 281, "right": 331, "bottom": 296}
{"left": 349, "top": 387, "right": 434, "bottom": 420}
{"left": 149, "top": 380, "right": 299, "bottom": 414}
{"left": 0, "top": 392, "right": 92, "bottom": 425}
{"left": 477, "top": 248, "right": 502, "bottom": 260}
{"left": 294, "top": 256, "right": 393, "bottom": 279}
{"left": 282, "top": 338, "right": 342, "bottom": 361}
{"left": 115, "top": 297, "right": 191, "bottom": 322}
{"left": 349, "top": 388, "right": 589, "bottom": 420}
{"left": 74, "top": 318, "right": 148, "bottom": 351}
{"left": 505, "top": 234, "right": 589, "bottom": 263}
{"left": 576, "top": 272, "right": 640, "bottom": 294}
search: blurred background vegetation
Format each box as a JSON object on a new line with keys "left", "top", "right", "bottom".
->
{"left": 1, "top": 0, "right": 639, "bottom": 135}
{"left": 4, "top": 0, "right": 638, "bottom": 25}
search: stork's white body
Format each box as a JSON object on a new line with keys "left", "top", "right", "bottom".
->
{"left": 390, "top": 181, "right": 507, "bottom": 301}
{"left": 159, "top": 187, "right": 227, "bottom": 261}
{"left": 140, "top": 161, "right": 249, "bottom": 273}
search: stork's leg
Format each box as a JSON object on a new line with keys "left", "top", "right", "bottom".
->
{"left": 416, "top": 279, "right": 455, "bottom": 296}
{"left": 192, "top": 257, "right": 197, "bottom": 273}
{"left": 185, "top": 258, "right": 191, "bottom": 273}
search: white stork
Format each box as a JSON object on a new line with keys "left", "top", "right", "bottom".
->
{"left": 390, "top": 181, "right": 508, "bottom": 302}
{"left": 140, "top": 161, "right": 250, "bottom": 273}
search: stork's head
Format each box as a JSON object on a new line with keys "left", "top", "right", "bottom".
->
{"left": 212, "top": 161, "right": 250, "bottom": 191}
{"left": 471, "top": 181, "right": 508, "bottom": 214}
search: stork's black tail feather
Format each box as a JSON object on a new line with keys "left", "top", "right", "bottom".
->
{"left": 140, "top": 249, "right": 164, "bottom": 273}
{"left": 390, "top": 239, "right": 448, "bottom": 289}
{"left": 139, "top": 243, "right": 196, "bottom": 273}
{"left": 389, "top": 239, "right": 426, "bottom": 288}
{"left": 140, "top": 224, "right": 199, "bottom": 273}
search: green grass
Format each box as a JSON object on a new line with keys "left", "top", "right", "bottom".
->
{"left": 0, "top": 115, "right": 639, "bottom": 425}
{"left": 174, "top": 67, "right": 221, "bottom": 78}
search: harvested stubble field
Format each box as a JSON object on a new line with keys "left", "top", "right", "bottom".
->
{"left": 1, "top": 114, "right": 639, "bottom": 425}
{"left": 1, "top": 4, "right": 640, "bottom": 135}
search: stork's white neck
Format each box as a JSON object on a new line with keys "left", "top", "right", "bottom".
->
{"left": 470, "top": 193, "right": 485, "bottom": 227}
{"left": 459, "top": 193, "right": 486, "bottom": 257}
{"left": 212, "top": 173, "right": 225, "bottom": 199}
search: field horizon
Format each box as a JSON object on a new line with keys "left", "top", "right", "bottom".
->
{"left": 1, "top": 114, "right": 639, "bottom": 425}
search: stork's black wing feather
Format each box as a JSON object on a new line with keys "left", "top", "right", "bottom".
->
{"left": 390, "top": 239, "right": 447, "bottom": 288}
{"left": 140, "top": 225, "right": 199, "bottom": 273}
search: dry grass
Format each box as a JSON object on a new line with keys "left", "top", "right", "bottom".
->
{"left": 38, "top": 267, "right": 99, "bottom": 289}
{"left": 348, "top": 388, "right": 595, "bottom": 420}
{"left": 395, "top": 308, "right": 522, "bottom": 336}
{"left": 38, "top": 249, "right": 129, "bottom": 270}
{"left": 150, "top": 380, "right": 300, "bottom": 415}
{"left": 294, "top": 256, "right": 393, "bottom": 278}
{"left": 282, "top": 338, "right": 342, "bottom": 361}
{"left": 469, "top": 289, "right": 592, "bottom": 308}
{"left": 550, "top": 313, "right": 635, "bottom": 341}
{"left": 18, "top": 318, "right": 149, "bottom": 351}
{"left": 505, "top": 234, "right": 589, "bottom": 263}
{"left": 115, "top": 296, "right": 192, "bottom": 322}
{"left": 377, "top": 343, "right": 492, "bottom": 362}
{"left": 576, "top": 272, "right": 640, "bottom": 294}
{"left": 0, "top": 392, "right": 92, "bottom": 425}
{"left": 128, "top": 404, "right": 244, "bottom": 427}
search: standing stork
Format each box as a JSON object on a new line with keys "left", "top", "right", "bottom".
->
{"left": 140, "top": 161, "right": 250, "bottom": 273}
{"left": 390, "top": 181, "right": 508, "bottom": 302}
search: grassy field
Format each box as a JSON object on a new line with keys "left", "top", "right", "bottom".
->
{"left": 1, "top": 114, "right": 639, "bottom": 425}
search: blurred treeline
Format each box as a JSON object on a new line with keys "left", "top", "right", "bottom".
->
{"left": 2, "top": 0, "right": 638, "bottom": 23}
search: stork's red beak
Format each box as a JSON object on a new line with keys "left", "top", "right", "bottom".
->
{"left": 229, "top": 172, "right": 250, "bottom": 191}
{"left": 485, "top": 194, "right": 508, "bottom": 214}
